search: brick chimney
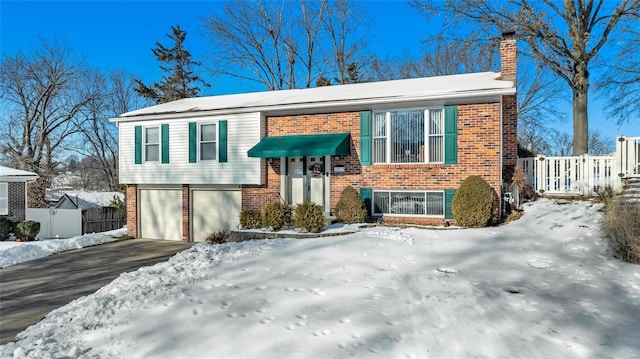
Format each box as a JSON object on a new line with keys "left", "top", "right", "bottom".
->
{"left": 500, "top": 31, "right": 516, "bottom": 83}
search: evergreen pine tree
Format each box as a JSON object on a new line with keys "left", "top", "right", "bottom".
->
{"left": 135, "top": 25, "right": 208, "bottom": 104}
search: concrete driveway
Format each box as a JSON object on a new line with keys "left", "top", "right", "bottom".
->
{"left": 0, "top": 239, "right": 193, "bottom": 344}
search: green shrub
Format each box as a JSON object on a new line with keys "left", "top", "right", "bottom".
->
{"left": 16, "top": 221, "right": 40, "bottom": 241}
{"left": 0, "top": 218, "right": 13, "bottom": 240}
{"left": 603, "top": 200, "right": 640, "bottom": 264}
{"left": 262, "top": 202, "right": 292, "bottom": 231}
{"left": 204, "top": 231, "right": 228, "bottom": 245}
{"left": 335, "top": 186, "right": 367, "bottom": 224}
{"left": 452, "top": 175, "right": 499, "bottom": 227}
{"left": 294, "top": 202, "right": 325, "bottom": 233}
{"left": 239, "top": 209, "right": 262, "bottom": 229}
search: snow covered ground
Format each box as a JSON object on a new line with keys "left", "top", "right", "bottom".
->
{"left": 2, "top": 199, "right": 640, "bottom": 358}
{"left": 0, "top": 228, "right": 125, "bottom": 268}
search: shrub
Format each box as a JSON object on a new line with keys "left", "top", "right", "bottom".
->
{"left": 204, "top": 230, "right": 228, "bottom": 245}
{"left": 262, "top": 202, "right": 292, "bottom": 231}
{"left": 511, "top": 166, "right": 534, "bottom": 200}
{"left": 240, "top": 209, "right": 262, "bottom": 229}
{"left": 16, "top": 221, "right": 40, "bottom": 241}
{"left": 595, "top": 186, "right": 615, "bottom": 210}
{"left": 294, "top": 202, "right": 325, "bottom": 233}
{"left": 452, "top": 175, "right": 499, "bottom": 227}
{"left": 0, "top": 218, "right": 13, "bottom": 240}
{"left": 335, "top": 186, "right": 367, "bottom": 224}
{"left": 603, "top": 200, "right": 640, "bottom": 264}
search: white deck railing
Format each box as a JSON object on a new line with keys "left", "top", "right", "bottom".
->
{"left": 616, "top": 135, "right": 640, "bottom": 179}
{"left": 518, "top": 155, "right": 620, "bottom": 196}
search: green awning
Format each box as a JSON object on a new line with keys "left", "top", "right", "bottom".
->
{"left": 248, "top": 132, "right": 351, "bottom": 158}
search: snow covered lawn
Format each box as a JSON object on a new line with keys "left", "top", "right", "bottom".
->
{"left": 2, "top": 199, "right": 640, "bottom": 358}
{"left": 0, "top": 229, "right": 125, "bottom": 268}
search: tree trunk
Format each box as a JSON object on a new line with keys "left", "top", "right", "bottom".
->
{"left": 572, "top": 88, "right": 589, "bottom": 155}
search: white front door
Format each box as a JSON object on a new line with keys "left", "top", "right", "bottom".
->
{"left": 286, "top": 156, "right": 329, "bottom": 212}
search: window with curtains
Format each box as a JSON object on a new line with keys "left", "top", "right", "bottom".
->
{"left": 372, "top": 108, "right": 444, "bottom": 164}
{"left": 144, "top": 127, "right": 160, "bottom": 162}
{"left": 372, "top": 190, "right": 444, "bottom": 216}
{"left": 200, "top": 123, "right": 217, "bottom": 161}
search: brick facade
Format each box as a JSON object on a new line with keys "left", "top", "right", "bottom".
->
{"left": 242, "top": 101, "right": 509, "bottom": 226}
{"left": 3, "top": 182, "right": 26, "bottom": 222}
{"left": 126, "top": 184, "right": 138, "bottom": 238}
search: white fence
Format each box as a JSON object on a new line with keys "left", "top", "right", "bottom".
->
{"left": 518, "top": 155, "right": 619, "bottom": 196}
{"left": 518, "top": 135, "right": 640, "bottom": 196}
{"left": 26, "top": 208, "right": 82, "bottom": 240}
{"left": 616, "top": 136, "right": 640, "bottom": 178}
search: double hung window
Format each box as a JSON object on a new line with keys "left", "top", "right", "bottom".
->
{"left": 200, "top": 124, "right": 217, "bottom": 161}
{"left": 144, "top": 127, "right": 160, "bottom": 162}
{"left": 372, "top": 108, "right": 444, "bottom": 164}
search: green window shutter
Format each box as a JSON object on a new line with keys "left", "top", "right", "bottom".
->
{"left": 444, "top": 189, "right": 456, "bottom": 219}
{"left": 161, "top": 124, "right": 169, "bottom": 164}
{"left": 189, "top": 122, "right": 197, "bottom": 163}
{"left": 444, "top": 105, "right": 458, "bottom": 165}
{"left": 134, "top": 126, "right": 142, "bottom": 164}
{"left": 360, "top": 111, "right": 372, "bottom": 166}
{"left": 360, "top": 187, "right": 372, "bottom": 216}
{"left": 219, "top": 120, "right": 227, "bottom": 163}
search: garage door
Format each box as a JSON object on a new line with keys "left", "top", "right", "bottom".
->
{"left": 192, "top": 190, "right": 241, "bottom": 242}
{"left": 139, "top": 189, "right": 182, "bottom": 241}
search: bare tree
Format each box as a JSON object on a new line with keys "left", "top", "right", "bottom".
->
{"left": 202, "top": 0, "right": 370, "bottom": 90}
{"left": 599, "top": 28, "right": 640, "bottom": 124}
{"left": 412, "top": 0, "right": 640, "bottom": 155}
{"left": 0, "top": 39, "right": 95, "bottom": 206}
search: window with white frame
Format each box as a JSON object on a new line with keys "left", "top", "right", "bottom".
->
{"left": 373, "top": 190, "right": 444, "bottom": 216}
{"left": 372, "top": 108, "right": 444, "bottom": 164}
{"left": 200, "top": 123, "right": 217, "bottom": 161}
{"left": 0, "top": 183, "right": 8, "bottom": 216}
{"left": 144, "top": 127, "right": 160, "bottom": 162}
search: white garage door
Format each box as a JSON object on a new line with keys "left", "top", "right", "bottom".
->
{"left": 139, "top": 189, "right": 182, "bottom": 241}
{"left": 192, "top": 190, "right": 241, "bottom": 242}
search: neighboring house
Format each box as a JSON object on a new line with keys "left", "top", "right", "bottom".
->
{"left": 50, "top": 191, "right": 124, "bottom": 210}
{"left": 0, "top": 166, "right": 38, "bottom": 222}
{"left": 112, "top": 33, "right": 517, "bottom": 242}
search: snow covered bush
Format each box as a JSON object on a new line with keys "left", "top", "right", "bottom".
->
{"left": 452, "top": 175, "right": 499, "bottom": 227}
{"left": 240, "top": 209, "right": 262, "bottom": 229}
{"left": 335, "top": 186, "right": 367, "bottom": 224}
{"left": 16, "top": 220, "right": 40, "bottom": 241}
{"left": 604, "top": 200, "right": 640, "bottom": 264}
{"left": 262, "top": 202, "right": 292, "bottom": 231}
{"left": 294, "top": 202, "right": 325, "bottom": 233}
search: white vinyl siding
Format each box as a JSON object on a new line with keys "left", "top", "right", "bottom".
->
{"left": 119, "top": 112, "right": 262, "bottom": 185}
{"left": 0, "top": 183, "right": 7, "bottom": 215}
{"left": 199, "top": 123, "right": 217, "bottom": 161}
{"left": 372, "top": 108, "right": 444, "bottom": 164}
{"left": 144, "top": 126, "right": 160, "bottom": 162}
{"left": 373, "top": 190, "right": 444, "bottom": 217}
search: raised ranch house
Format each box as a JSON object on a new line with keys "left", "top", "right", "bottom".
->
{"left": 111, "top": 34, "right": 517, "bottom": 242}
{"left": 0, "top": 165, "right": 38, "bottom": 222}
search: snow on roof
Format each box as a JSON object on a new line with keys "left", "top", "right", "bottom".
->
{"left": 0, "top": 165, "right": 38, "bottom": 181}
{"left": 114, "top": 72, "right": 515, "bottom": 120}
{"left": 51, "top": 191, "right": 124, "bottom": 209}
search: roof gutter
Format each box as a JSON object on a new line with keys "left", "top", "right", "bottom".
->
{"left": 110, "top": 88, "right": 516, "bottom": 123}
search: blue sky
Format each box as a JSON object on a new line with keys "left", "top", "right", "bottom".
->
{"left": 1, "top": 0, "right": 636, "bottom": 143}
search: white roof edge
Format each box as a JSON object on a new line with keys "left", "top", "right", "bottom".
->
{"left": 110, "top": 87, "right": 515, "bottom": 123}
{"left": 0, "top": 166, "right": 39, "bottom": 181}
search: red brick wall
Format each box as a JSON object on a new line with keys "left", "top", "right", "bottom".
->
{"left": 243, "top": 103, "right": 505, "bottom": 226}
{"left": 125, "top": 184, "right": 138, "bottom": 238}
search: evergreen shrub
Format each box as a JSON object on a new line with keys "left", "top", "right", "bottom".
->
{"left": 0, "top": 218, "right": 13, "bottom": 240}
{"left": 240, "top": 209, "right": 262, "bottom": 229}
{"left": 452, "top": 175, "right": 499, "bottom": 227}
{"left": 294, "top": 202, "right": 325, "bottom": 233}
{"left": 335, "top": 186, "right": 367, "bottom": 224}
{"left": 17, "top": 221, "right": 40, "bottom": 241}
{"left": 262, "top": 202, "right": 292, "bottom": 231}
